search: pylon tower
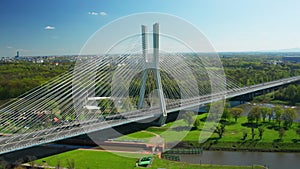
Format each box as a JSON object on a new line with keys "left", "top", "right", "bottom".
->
{"left": 138, "top": 23, "right": 167, "bottom": 126}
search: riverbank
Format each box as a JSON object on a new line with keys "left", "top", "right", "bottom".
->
{"left": 203, "top": 141, "right": 300, "bottom": 152}
{"left": 115, "top": 112, "right": 300, "bottom": 153}
{"left": 173, "top": 140, "right": 300, "bottom": 152}
{"left": 34, "top": 149, "right": 266, "bottom": 169}
{"left": 177, "top": 151, "right": 300, "bottom": 169}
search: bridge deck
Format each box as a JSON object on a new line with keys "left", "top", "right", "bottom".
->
{"left": 0, "top": 76, "right": 300, "bottom": 155}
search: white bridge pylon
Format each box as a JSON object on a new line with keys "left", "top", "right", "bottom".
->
{"left": 138, "top": 23, "right": 167, "bottom": 125}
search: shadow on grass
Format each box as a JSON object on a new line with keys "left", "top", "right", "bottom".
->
{"left": 220, "top": 119, "right": 237, "bottom": 126}
{"left": 292, "top": 139, "right": 300, "bottom": 143}
{"left": 266, "top": 125, "right": 289, "bottom": 131}
{"left": 207, "top": 137, "right": 220, "bottom": 141}
{"left": 273, "top": 139, "right": 282, "bottom": 143}
{"left": 240, "top": 138, "right": 247, "bottom": 141}
{"left": 202, "top": 137, "right": 220, "bottom": 149}
{"left": 190, "top": 126, "right": 199, "bottom": 131}
{"left": 239, "top": 139, "right": 259, "bottom": 144}
{"left": 171, "top": 126, "right": 191, "bottom": 132}
{"left": 266, "top": 125, "right": 281, "bottom": 130}
{"left": 241, "top": 122, "right": 262, "bottom": 128}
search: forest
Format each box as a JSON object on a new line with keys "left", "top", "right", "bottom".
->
{"left": 221, "top": 55, "right": 300, "bottom": 86}
{"left": 0, "top": 61, "right": 73, "bottom": 100}
{"left": 0, "top": 54, "right": 300, "bottom": 105}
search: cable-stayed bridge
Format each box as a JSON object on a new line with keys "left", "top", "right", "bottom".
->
{"left": 1, "top": 23, "right": 300, "bottom": 155}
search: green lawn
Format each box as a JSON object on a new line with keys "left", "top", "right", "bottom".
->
{"left": 114, "top": 131, "right": 157, "bottom": 142}
{"left": 115, "top": 113, "right": 300, "bottom": 151}
{"left": 34, "top": 150, "right": 265, "bottom": 169}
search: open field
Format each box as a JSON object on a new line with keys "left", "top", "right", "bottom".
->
{"left": 116, "top": 113, "right": 300, "bottom": 151}
{"left": 34, "top": 150, "right": 265, "bottom": 169}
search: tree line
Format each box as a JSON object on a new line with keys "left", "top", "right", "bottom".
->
{"left": 0, "top": 62, "right": 73, "bottom": 100}
{"left": 189, "top": 104, "right": 299, "bottom": 141}
{"left": 274, "top": 84, "right": 300, "bottom": 105}
{"left": 1, "top": 55, "right": 300, "bottom": 106}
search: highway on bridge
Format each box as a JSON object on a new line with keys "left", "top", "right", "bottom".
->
{"left": 1, "top": 75, "right": 300, "bottom": 155}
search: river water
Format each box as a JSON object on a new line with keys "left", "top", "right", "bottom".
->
{"left": 179, "top": 151, "right": 300, "bottom": 169}
{"left": 181, "top": 102, "right": 300, "bottom": 169}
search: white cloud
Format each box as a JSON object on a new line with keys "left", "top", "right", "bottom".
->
{"left": 6, "top": 46, "right": 13, "bottom": 49}
{"left": 88, "top": 11, "right": 99, "bottom": 16}
{"left": 100, "top": 12, "right": 107, "bottom": 16}
{"left": 88, "top": 11, "right": 107, "bottom": 16}
{"left": 44, "top": 25, "right": 55, "bottom": 30}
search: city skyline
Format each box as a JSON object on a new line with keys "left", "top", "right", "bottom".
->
{"left": 1, "top": 0, "right": 300, "bottom": 57}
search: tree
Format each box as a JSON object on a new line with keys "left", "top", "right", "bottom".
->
{"left": 282, "top": 108, "right": 298, "bottom": 128}
{"left": 296, "top": 85, "right": 300, "bottom": 103}
{"left": 279, "top": 128, "right": 285, "bottom": 140}
{"left": 260, "top": 107, "right": 271, "bottom": 122}
{"left": 242, "top": 130, "right": 248, "bottom": 140}
{"left": 285, "top": 84, "right": 298, "bottom": 105}
{"left": 267, "top": 108, "right": 273, "bottom": 122}
{"left": 215, "top": 124, "right": 226, "bottom": 138}
{"left": 206, "top": 101, "right": 224, "bottom": 121}
{"left": 222, "top": 107, "right": 231, "bottom": 122}
{"left": 296, "top": 128, "right": 300, "bottom": 139}
{"left": 258, "top": 127, "right": 264, "bottom": 140}
{"left": 56, "top": 159, "right": 61, "bottom": 169}
{"left": 221, "top": 102, "right": 231, "bottom": 121}
{"left": 251, "top": 127, "right": 256, "bottom": 141}
{"left": 273, "top": 106, "right": 284, "bottom": 126}
{"left": 230, "top": 108, "right": 244, "bottom": 122}
{"left": 248, "top": 106, "right": 261, "bottom": 124}
{"left": 182, "top": 111, "right": 195, "bottom": 127}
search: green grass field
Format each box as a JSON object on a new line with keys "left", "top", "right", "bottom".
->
{"left": 116, "top": 113, "right": 300, "bottom": 151}
{"left": 33, "top": 112, "right": 298, "bottom": 168}
{"left": 34, "top": 150, "right": 265, "bottom": 169}
{"left": 113, "top": 131, "right": 157, "bottom": 142}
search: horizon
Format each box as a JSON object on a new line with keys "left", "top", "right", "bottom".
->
{"left": 4, "top": 50, "right": 300, "bottom": 58}
{"left": 1, "top": 0, "right": 300, "bottom": 57}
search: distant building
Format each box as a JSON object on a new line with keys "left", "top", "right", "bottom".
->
{"left": 263, "top": 60, "right": 283, "bottom": 65}
{"left": 49, "top": 59, "right": 71, "bottom": 65}
{"left": 15, "top": 51, "right": 19, "bottom": 59}
{"left": 282, "top": 56, "right": 300, "bottom": 63}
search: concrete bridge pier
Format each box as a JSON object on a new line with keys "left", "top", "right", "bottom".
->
{"left": 138, "top": 23, "right": 167, "bottom": 126}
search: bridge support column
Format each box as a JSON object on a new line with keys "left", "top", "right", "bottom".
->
{"left": 138, "top": 25, "right": 148, "bottom": 109}
{"left": 138, "top": 23, "right": 167, "bottom": 126}
{"left": 153, "top": 23, "right": 167, "bottom": 126}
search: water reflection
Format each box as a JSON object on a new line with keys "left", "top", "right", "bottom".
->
{"left": 178, "top": 151, "right": 300, "bottom": 169}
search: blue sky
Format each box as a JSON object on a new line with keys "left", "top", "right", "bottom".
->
{"left": 1, "top": 0, "right": 300, "bottom": 56}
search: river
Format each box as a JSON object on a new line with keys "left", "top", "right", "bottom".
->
{"left": 179, "top": 151, "right": 300, "bottom": 169}
{"left": 183, "top": 102, "right": 300, "bottom": 169}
